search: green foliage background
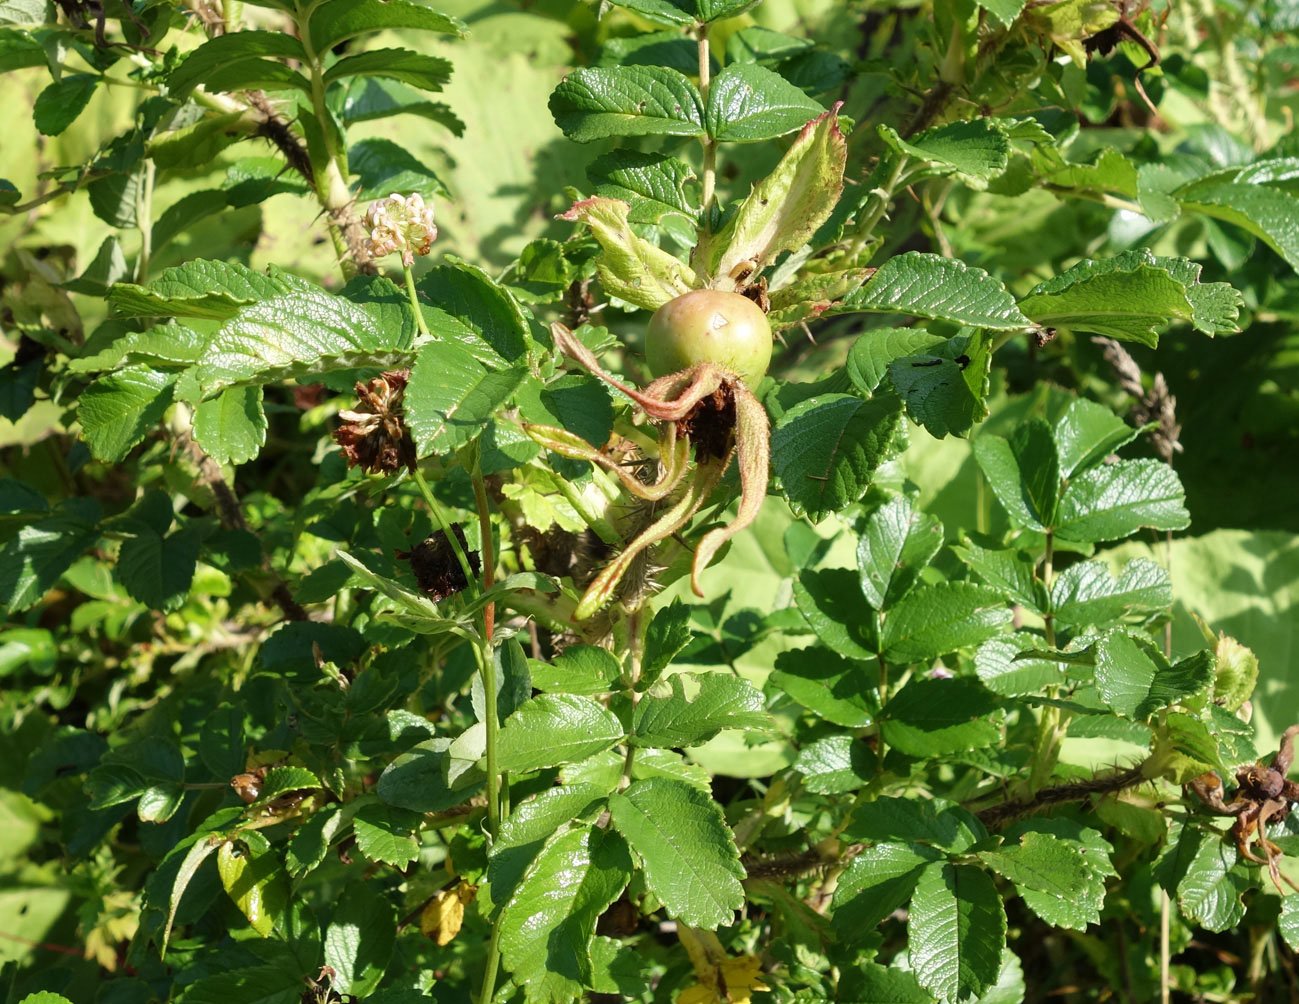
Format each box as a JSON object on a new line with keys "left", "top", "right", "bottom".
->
{"left": 2, "top": 0, "right": 1299, "bottom": 1000}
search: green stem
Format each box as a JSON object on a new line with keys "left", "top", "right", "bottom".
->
{"left": 403, "top": 263, "right": 431, "bottom": 337}
{"left": 477, "top": 915, "right": 504, "bottom": 1004}
{"left": 1027, "top": 530, "right": 1065, "bottom": 794}
{"left": 618, "top": 608, "right": 648, "bottom": 790}
{"left": 135, "top": 158, "right": 156, "bottom": 283}
{"left": 697, "top": 22, "right": 716, "bottom": 228}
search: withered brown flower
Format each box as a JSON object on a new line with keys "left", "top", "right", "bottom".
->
{"left": 334, "top": 370, "right": 417, "bottom": 475}
{"left": 397, "top": 525, "right": 481, "bottom": 602}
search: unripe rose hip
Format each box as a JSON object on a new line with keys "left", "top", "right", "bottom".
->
{"left": 646, "top": 289, "right": 772, "bottom": 388}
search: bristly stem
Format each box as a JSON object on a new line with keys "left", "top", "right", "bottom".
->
{"left": 402, "top": 262, "right": 431, "bottom": 337}
{"left": 697, "top": 22, "right": 716, "bottom": 228}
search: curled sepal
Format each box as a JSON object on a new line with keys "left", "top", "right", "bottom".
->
{"left": 574, "top": 457, "right": 728, "bottom": 621}
{"left": 690, "top": 384, "right": 770, "bottom": 595}
{"left": 559, "top": 197, "right": 694, "bottom": 311}
{"left": 523, "top": 422, "right": 691, "bottom": 502}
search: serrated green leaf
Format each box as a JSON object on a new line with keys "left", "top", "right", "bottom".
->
{"left": 1176, "top": 834, "right": 1250, "bottom": 932}
{"left": 632, "top": 672, "right": 770, "bottom": 748}
{"left": 1149, "top": 255, "right": 1243, "bottom": 335}
{"left": 338, "top": 77, "right": 464, "bottom": 135}
{"left": 1054, "top": 459, "right": 1189, "bottom": 543}
{"left": 642, "top": 598, "right": 693, "bottom": 686}
{"left": 34, "top": 73, "right": 96, "bottom": 136}
{"left": 705, "top": 63, "right": 824, "bottom": 142}
{"left": 1178, "top": 182, "right": 1299, "bottom": 273}
{"left": 497, "top": 694, "right": 625, "bottom": 773}
{"left": 832, "top": 841, "right": 940, "bottom": 933}
{"left": 608, "top": 776, "right": 745, "bottom": 928}
{"left": 845, "top": 328, "right": 947, "bottom": 395}
{"left": 879, "top": 676, "right": 1004, "bottom": 756}
{"left": 416, "top": 260, "right": 531, "bottom": 364}
{"left": 858, "top": 495, "right": 943, "bottom": 610}
{"left": 306, "top": 0, "right": 465, "bottom": 51}
{"left": 605, "top": 0, "right": 762, "bottom": 25}
{"left": 793, "top": 733, "right": 873, "bottom": 793}
{"left": 192, "top": 386, "right": 267, "bottom": 466}
{"left": 908, "top": 863, "right": 1007, "bottom": 1004}
{"left": 974, "top": 636, "right": 1066, "bottom": 696}
{"left": 769, "top": 646, "right": 877, "bottom": 727}
{"left": 882, "top": 582, "right": 1011, "bottom": 663}
{"left": 218, "top": 834, "right": 289, "bottom": 938}
{"left": 117, "top": 525, "right": 199, "bottom": 611}
{"left": 351, "top": 802, "right": 421, "bottom": 867}
{"left": 286, "top": 804, "right": 345, "bottom": 877}
{"left": 78, "top": 366, "right": 175, "bottom": 462}
{"left": 979, "top": 0, "right": 1027, "bottom": 26}
{"left": 979, "top": 831, "right": 1106, "bottom": 930}
{"left": 498, "top": 826, "right": 632, "bottom": 1004}
{"left": 792, "top": 568, "right": 877, "bottom": 660}
{"left": 888, "top": 329, "right": 995, "bottom": 439}
{"left": 166, "top": 31, "right": 307, "bottom": 96}
{"left": 1053, "top": 397, "right": 1139, "bottom": 477}
{"left": 1050, "top": 557, "right": 1171, "bottom": 628}
{"left": 323, "top": 880, "right": 396, "bottom": 996}
{"left": 587, "top": 150, "right": 696, "bottom": 225}
{"left": 559, "top": 196, "right": 694, "bottom": 311}
{"left": 350, "top": 137, "right": 449, "bottom": 201}
{"left": 1094, "top": 630, "right": 1159, "bottom": 720}
{"left": 108, "top": 260, "right": 304, "bottom": 320}
{"left": 0, "top": 503, "right": 101, "bottom": 613}
{"left": 1280, "top": 895, "right": 1299, "bottom": 952}
{"left": 529, "top": 645, "right": 623, "bottom": 695}
{"left": 377, "top": 739, "right": 479, "bottom": 814}
{"left": 405, "top": 341, "right": 527, "bottom": 458}
{"left": 880, "top": 120, "right": 1010, "bottom": 185}
{"left": 165, "top": 835, "right": 223, "bottom": 954}
{"left": 517, "top": 373, "right": 614, "bottom": 449}
{"left": 838, "top": 252, "right": 1029, "bottom": 329}
{"left": 322, "top": 48, "right": 451, "bottom": 92}
{"left": 771, "top": 392, "right": 903, "bottom": 523}
{"left": 550, "top": 65, "right": 703, "bottom": 142}
{"left": 1017, "top": 252, "right": 1196, "bottom": 345}
{"left": 953, "top": 540, "right": 1041, "bottom": 610}
{"left": 489, "top": 784, "right": 610, "bottom": 905}
{"left": 1039, "top": 146, "right": 1139, "bottom": 197}
{"left": 175, "top": 290, "right": 410, "bottom": 402}
{"left": 71, "top": 322, "right": 207, "bottom": 374}
{"left": 705, "top": 105, "right": 845, "bottom": 280}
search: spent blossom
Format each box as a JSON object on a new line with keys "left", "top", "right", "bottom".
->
{"left": 365, "top": 193, "right": 437, "bottom": 266}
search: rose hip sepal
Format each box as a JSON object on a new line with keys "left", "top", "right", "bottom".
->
{"left": 524, "top": 323, "right": 771, "bottom": 621}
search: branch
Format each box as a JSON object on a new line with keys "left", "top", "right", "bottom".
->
{"left": 975, "top": 761, "right": 1148, "bottom": 827}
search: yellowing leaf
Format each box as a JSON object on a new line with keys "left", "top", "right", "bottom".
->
{"left": 420, "top": 882, "right": 477, "bottom": 946}
{"left": 676, "top": 925, "right": 768, "bottom": 1004}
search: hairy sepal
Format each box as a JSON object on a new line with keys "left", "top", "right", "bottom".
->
{"left": 694, "top": 104, "right": 847, "bottom": 287}
{"left": 523, "top": 422, "right": 691, "bottom": 501}
{"left": 691, "top": 383, "right": 770, "bottom": 594}
{"left": 574, "top": 457, "right": 728, "bottom": 621}
{"left": 559, "top": 197, "right": 694, "bottom": 311}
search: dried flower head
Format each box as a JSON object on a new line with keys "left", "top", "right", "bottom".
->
{"left": 334, "top": 369, "right": 417, "bottom": 474}
{"left": 364, "top": 193, "right": 437, "bottom": 267}
{"left": 397, "top": 525, "right": 481, "bottom": 602}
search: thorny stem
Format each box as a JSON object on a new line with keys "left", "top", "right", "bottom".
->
{"left": 697, "top": 22, "right": 716, "bottom": 228}
{"left": 619, "top": 608, "right": 649, "bottom": 791}
{"left": 976, "top": 761, "right": 1148, "bottom": 826}
{"left": 842, "top": 154, "right": 909, "bottom": 263}
{"left": 403, "top": 263, "right": 431, "bottom": 338}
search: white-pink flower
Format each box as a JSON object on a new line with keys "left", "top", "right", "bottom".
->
{"left": 365, "top": 193, "right": 437, "bottom": 267}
